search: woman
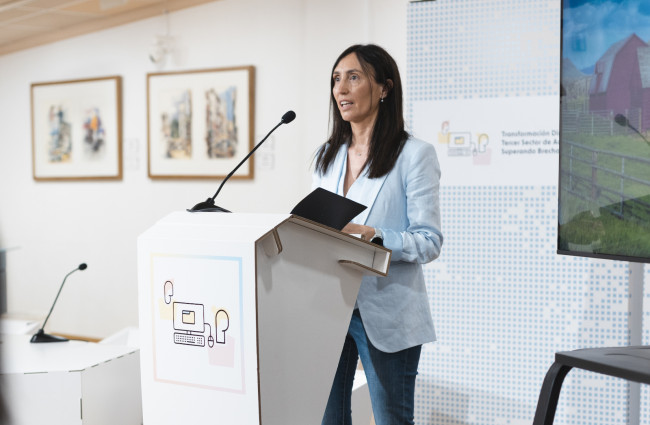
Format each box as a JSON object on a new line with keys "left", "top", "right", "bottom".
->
{"left": 313, "top": 44, "right": 443, "bottom": 425}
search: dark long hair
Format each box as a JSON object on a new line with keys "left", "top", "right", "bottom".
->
{"left": 315, "top": 44, "right": 408, "bottom": 178}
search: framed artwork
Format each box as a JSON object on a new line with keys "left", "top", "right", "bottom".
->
{"left": 31, "top": 76, "right": 122, "bottom": 181}
{"left": 147, "top": 66, "right": 255, "bottom": 179}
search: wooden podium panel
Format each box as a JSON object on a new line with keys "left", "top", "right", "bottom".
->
{"left": 137, "top": 212, "right": 390, "bottom": 425}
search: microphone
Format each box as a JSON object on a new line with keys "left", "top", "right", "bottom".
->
{"left": 614, "top": 113, "right": 650, "bottom": 146}
{"left": 188, "top": 110, "right": 297, "bottom": 212}
{"left": 30, "top": 263, "right": 88, "bottom": 343}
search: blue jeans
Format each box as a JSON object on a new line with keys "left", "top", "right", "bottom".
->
{"left": 321, "top": 309, "right": 422, "bottom": 425}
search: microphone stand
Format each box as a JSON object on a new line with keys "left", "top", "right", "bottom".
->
{"left": 188, "top": 110, "right": 296, "bottom": 212}
{"left": 31, "top": 263, "right": 87, "bottom": 343}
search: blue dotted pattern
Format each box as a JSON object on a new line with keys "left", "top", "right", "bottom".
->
{"left": 407, "top": 2, "right": 643, "bottom": 424}
{"left": 415, "top": 186, "right": 631, "bottom": 424}
{"left": 407, "top": 0, "right": 558, "bottom": 103}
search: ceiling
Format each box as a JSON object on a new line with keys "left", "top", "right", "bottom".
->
{"left": 0, "top": 0, "right": 214, "bottom": 56}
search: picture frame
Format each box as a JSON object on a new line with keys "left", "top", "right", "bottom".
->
{"left": 147, "top": 66, "right": 255, "bottom": 179}
{"left": 31, "top": 76, "right": 123, "bottom": 181}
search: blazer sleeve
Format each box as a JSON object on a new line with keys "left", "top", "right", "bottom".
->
{"left": 380, "top": 142, "right": 443, "bottom": 264}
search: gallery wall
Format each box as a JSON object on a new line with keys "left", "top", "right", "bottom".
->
{"left": 0, "top": 0, "right": 407, "bottom": 338}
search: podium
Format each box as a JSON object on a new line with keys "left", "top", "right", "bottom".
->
{"left": 0, "top": 334, "right": 141, "bottom": 425}
{"left": 137, "top": 212, "right": 390, "bottom": 425}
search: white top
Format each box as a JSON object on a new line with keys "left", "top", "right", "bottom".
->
{"left": 0, "top": 334, "right": 137, "bottom": 374}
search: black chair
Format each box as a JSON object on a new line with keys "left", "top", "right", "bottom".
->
{"left": 533, "top": 346, "right": 650, "bottom": 425}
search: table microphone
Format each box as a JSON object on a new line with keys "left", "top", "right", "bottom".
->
{"left": 188, "top": 110, "right": 296, "bottom": 212}
{"left": 30, "top": 263, "right": 88, "bottom": 343}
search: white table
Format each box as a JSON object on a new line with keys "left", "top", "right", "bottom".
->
{"left": 0, "top": 317, "right": 39, "bottom": 335}
{"left": 0, "top": 334, "right": 142, "bottom": 425}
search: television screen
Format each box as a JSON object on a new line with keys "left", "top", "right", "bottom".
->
{"left": 558, "top": 0, "right": 650, "bottom": 262}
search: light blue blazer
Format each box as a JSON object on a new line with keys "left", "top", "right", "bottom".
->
{"left": 313, "top": 137, "right": 443, "bottom": 353}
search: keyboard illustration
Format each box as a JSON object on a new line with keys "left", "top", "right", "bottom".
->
{"left": 174, "top": 332, "right": 205, "bottom": 346}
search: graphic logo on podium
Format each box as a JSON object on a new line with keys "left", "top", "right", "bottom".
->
{"left": 151, "top": 254, "right": 244, "bottom": 393}
{"left": 163, "top": 280, "right": 231, "bottom": 349}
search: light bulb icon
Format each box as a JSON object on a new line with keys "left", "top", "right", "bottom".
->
{"left": 215, "top": 309, "right": 230, "bottom": 344}
{"left": 163, "top": 280, "right": 174, "bottom": 304}
{"left": 477, "top": 133, "right": 489, "bottom": 154}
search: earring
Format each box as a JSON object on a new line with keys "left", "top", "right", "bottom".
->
{"left": 380, "top": 97, "right": 384, "bottom": 103}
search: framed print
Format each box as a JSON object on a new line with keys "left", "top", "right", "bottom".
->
{"left": 147, "top": 66, "right": 255, "bottom": 179}
{"left": 31, "top": 76, "right": 122, "bottom": 181}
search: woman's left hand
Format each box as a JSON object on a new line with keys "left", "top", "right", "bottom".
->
{"left": 342, "top": 223, "right": 375, "bottom": 241}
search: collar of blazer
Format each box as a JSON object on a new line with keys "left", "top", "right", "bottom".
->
{"left": 322, "top": 144, "right": 389, "bottom": 225}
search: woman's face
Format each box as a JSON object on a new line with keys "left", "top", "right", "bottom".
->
{"left": 332, "top": 53, "right": 383, "bottom": 127}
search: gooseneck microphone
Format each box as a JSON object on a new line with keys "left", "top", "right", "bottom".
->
{"left": 614, "top": 113, "right": 650, "bottom": 146}
{"left": 31, "top": 263, "right": 88, "bottom": 343}
{"left": 188, "top": 110, "right": 297, "bottom": 212}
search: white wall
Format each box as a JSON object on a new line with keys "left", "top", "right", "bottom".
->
{"left": 0, "top": 0, "right": 408, "bottom": 338}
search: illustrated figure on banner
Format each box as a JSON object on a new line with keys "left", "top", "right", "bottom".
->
{"left": 437, "top": 120, "right": 490, "bottom": 164}
{"left": 205, "top": 86, "right": 238, "bottom": 158}
{"left": 161, "top": 89, "right": 192, "bottom": 159}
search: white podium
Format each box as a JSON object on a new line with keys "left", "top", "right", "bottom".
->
{"left": 0, "top": 334, "right": 141, "bottom": 425}
{"left": 137, "top": 212, "right": 390, "bottom": 425}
